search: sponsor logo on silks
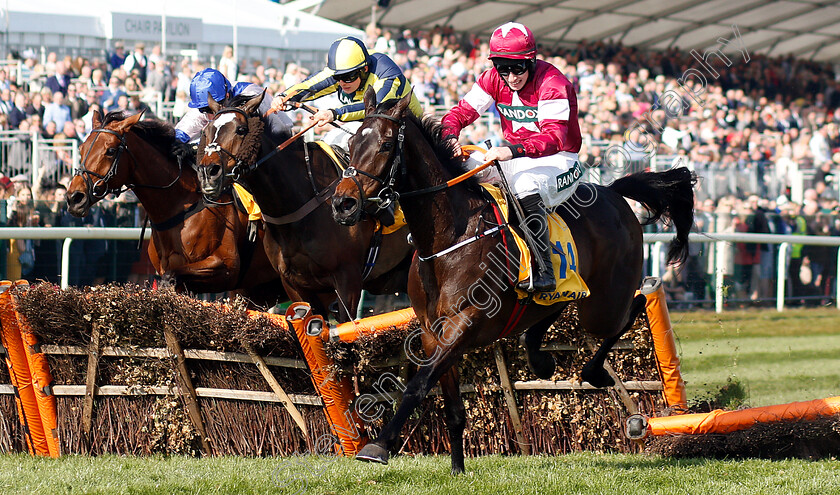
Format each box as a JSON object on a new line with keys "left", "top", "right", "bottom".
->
{"left": 497, "top": 104, "right": 537, "bottom": 122}
{"left": 556, "top": 161, "right": 583, "bottom": 191}
{"left": 536, "top": 290, "right": 587, "bottom": 301}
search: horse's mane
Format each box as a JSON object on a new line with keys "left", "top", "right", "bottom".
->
{"left": 376, "top": 99, "right": 480, "bottom": 190}
{"left": 102, "top": 111, "right": 176, "bottom": 157}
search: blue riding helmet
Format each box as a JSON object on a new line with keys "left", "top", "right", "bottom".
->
{"left": 188, "top": 68, "right": 231, "bottom": 108}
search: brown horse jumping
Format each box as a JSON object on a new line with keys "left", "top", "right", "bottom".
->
{"left": 332, "top": 90, "right": 695, "bottom": 473}
{"left": 65, "top": 111, "right": 286, "bottom": 307}
{"left": 195, "top": 92, "right": 413, "bottom": 321}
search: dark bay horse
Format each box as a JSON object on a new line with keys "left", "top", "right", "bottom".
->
{"left": 195, "top": 92, "right": 413, "bottom": 321}
{"left": 331, "top": 90, "right": 695, "bottom": 473}
{"left": 65, "top": 111, "right": 286, "bottom": 307}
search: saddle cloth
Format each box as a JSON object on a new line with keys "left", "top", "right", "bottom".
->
{"left": 232, "top": 183, "right": 262, "bottom": 222}
{"left": 481, "top": 184, "right": 589, "bottom": 305}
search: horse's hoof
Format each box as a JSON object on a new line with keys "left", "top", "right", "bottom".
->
{"left": 451, "top": 463, "right": 465, "bottom": 476}
{"left": 356, "top": 444, "right": 389, "bottom": 465}
{"left": 527, "top": 351, "right": 556, "bottom": 380}
{"left": 581, "top": 363, "right": 615, "bottom": 388}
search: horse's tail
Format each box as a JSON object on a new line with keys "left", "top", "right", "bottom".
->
{"left": 608, "top": 166, "right": 697, "bottom": 265}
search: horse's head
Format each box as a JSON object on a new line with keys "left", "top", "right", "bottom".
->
{"left": 66, "top": 110, "right": 144, "bottom": 217}
{"left": 332, "top": 88, "right": 412, "bottom": 226}
{"left": 196, "top": 90, "right": 266, "bottom": 199}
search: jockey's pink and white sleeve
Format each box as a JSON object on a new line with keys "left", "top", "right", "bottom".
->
{"left": 521, "top": 74, "right": 575, "bottom": 158}
{"left": 441, "top": 79, "right": 495, "bottom": 140}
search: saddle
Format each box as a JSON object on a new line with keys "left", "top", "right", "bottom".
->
{"left": 481, "top": 184, "right": 589, "bottom": 305}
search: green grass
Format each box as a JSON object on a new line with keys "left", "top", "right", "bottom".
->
{"left": 3, "top": 309, "right": 840, "bottom": 494}
{"left": 1, "top": 452, "right": 839, "bottom": 495}
{"left": 669, "top": 308, "right": 840, "bottom": 407}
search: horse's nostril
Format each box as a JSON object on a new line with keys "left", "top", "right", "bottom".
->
{"left": 68, "top": 191, "right": 86, "bottom": 205}
{"left": 339, "top": 197, "right": 357, "bottom": 213}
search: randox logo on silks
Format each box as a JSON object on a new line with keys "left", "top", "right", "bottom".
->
{"left": 497, "top": 103, "right": 537, "bottom": 122}
{"left": 556, "top": 161, "right": 583, "bottom": 191}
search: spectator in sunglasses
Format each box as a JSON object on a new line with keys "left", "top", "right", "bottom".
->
{"left": 270, "top": 36, "right": 423, "bottom": 150}
{"left": 442, "top": 22, "right": 583, "bottom": 292}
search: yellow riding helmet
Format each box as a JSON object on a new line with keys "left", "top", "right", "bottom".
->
{"left": 327, "top": 37, "right": 370, "bottom": 75}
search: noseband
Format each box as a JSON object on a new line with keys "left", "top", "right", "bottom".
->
{"left": 341, "top": 113, "right": 406, "bottom": 224}
{"left": 76, "top": 125, "right": 182, "bottom": 199}
{"left": 202, "top": 106, "right": 259, "bottom": 183}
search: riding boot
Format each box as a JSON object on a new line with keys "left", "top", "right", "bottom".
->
{"left": 515, "top": 194, "right": 556, "bottom": 292}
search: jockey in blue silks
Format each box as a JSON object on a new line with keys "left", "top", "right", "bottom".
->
{"left": 172, "top": 68, "right": 292, "bottom": 158}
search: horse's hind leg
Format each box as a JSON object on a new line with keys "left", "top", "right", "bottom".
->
{"left": 438, "top": 366, "right": 466, "bottom": 474}
{"left": 581, "top": 294, "right": 646, "bottom": 387}
{"left": 523, "top": 310, "right": 564, "bottom": 379}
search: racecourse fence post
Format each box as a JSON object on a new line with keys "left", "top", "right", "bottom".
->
{"left": 651, "top": 242, "right": 664, "bottom": 278}
{"left": 60, "top": 238, "right": 72, "bottom": 290}
{"left": 163, "top": 326, "right": 213, "bottom": 455}
{"left": 81, "top": 321, "right": 101, "bottom": 454}
{"left": 836, "top": 247, "right": 840, "bottom": 310}
{"left": 492, "top": 343, "right": 529, "bottom": 455}
{"left": 715, "top": 241, "right": 726, "bottom": 313}
{"left": 777, "top": 243, "right": 790, "bottom": 312}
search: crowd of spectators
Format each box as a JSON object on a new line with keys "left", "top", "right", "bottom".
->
{"left": 0, "top": 23, "right": 839, "bottom": 302}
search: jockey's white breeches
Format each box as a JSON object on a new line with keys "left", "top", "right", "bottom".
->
{"left": 321, "top": 121, "right": 362, "bottom": 152}
{"left": 465, "top": 150, "right": 583, "bottom": 208}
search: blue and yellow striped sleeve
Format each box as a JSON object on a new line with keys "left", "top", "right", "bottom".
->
{"left": 287, "top": 69, "right": 340, "bottom": 101}
{"left": 334, "top": 74, "right": 423, "bottom": 122}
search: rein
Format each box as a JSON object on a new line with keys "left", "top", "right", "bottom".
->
{"left": 204, "top": 105, "right": 320, "bottom": 182}
{"left": 204, "top": 105, "right": 336, "bottom": 225}
{"left": 344, "top": 115, "right": 494, "bottom": 203}
{"left": 76, "top": 126, "right": 183, "bottom": 199}
{"left": 344, "top": 114, "right": 502, "bottom": 261}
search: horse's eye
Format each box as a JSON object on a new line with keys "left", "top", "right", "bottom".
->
{"left": 105, "top": 148, "right": 117, "bottom": 156}
{"left": 236, "top": 126, "right": 248, "bottom": 136}
{"left": 379, "top": 141, "right": 393, "bottom": 153}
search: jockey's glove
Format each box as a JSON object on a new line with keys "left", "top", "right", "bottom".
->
{"left": 171, "top": 140, "right": 195, "bottom": 163}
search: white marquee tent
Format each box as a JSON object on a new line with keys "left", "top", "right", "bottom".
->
{"left": 0, "top": 0, "right": 363, "bottom": 67}
{"left": 307, "top": 0, "right": 840, "bottom": 63}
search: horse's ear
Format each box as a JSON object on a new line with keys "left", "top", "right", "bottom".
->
{"left": 363, "top": 86, "right": 377, "bottom": 116}
{"left": 394, "top": 94, "right": 411, "bottom": 116}
{"left": 243, "top": 90, "right": 265, "bottom": 116}
{"left": 112, "top": 111, "right": 143, "bottom": 133}
{"left": 207, "top": 92, "right": 222, "bottom": 114}
{"left": 92, "top": 110, "right": 102, "bottom": 129}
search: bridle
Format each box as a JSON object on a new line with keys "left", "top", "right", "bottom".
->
{"left": 75, "top": 126, "right": 182, "bottom": 199}
{"left": 340, "top": 113, "right": 406, "bottom": 225}
{"left": 202, "top": 107, "right": 257, "bottom": 183}
{"left": 343, "top": 112, "right": 507, "bottom": 262}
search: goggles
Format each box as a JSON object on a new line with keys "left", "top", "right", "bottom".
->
{"left": 335, "top": 70, "right": 362, "bottom": 83}
{"left": 494, "top": 61, "right": 529, "bottom": 76}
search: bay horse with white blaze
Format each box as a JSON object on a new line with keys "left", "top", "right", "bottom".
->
{"left": 195, "top": 92, "right": 413, "bottom": 321}
{"left": 332, "top": 90, "right": 695, "bottom": 473}
{"left": 65, "top": 111, "right": 286, "bottom": 307}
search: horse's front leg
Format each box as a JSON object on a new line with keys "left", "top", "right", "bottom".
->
{"left": 439, "top": 366, "right": 466, "bottom": 474}
{"left": 331, "top": 270, "right": 362, "bottom": 323}
{"left": 356, "top": 332, "right": 464, "bottom": 465}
